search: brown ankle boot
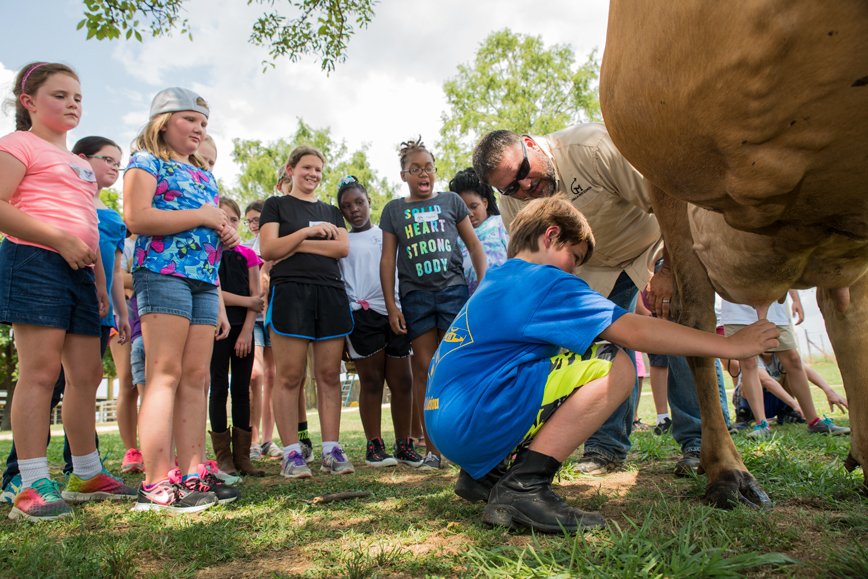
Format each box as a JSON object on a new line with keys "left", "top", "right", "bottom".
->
{"left": 209, "top": 429, "right": 237, "bottom": 475}
{"left": 232, "top": 426, "right": 265, "bottom": 476}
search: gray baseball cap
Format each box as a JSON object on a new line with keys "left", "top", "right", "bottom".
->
{"left": 149, "top": 87, "right": 209, "bottom": 119}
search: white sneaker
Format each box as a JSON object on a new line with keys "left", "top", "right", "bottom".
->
{"left": 280, "top": 451, "right": 312, "bottom": 479}
{"left": 250, "top": 444, "right": 263, "bottom": 461}
{"left": 260, "top": 441, "right": 284, "bottom": 459}
{"left": 417, "top": 452, "right": 442, "bottom": 471}
{"left": 320, "top": 447, "right": 355, "bottom": 475}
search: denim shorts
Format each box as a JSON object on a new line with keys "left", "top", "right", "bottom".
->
{"left": 130, "top": 336, "right": 145, "bottom": 385}
{"left": 253, "top": 320, "right": 271, "bottom": 348}
{"left": 0, "top": 240, "right": 101, "bottom": 336}
{"left": 132, "top": 268, "right": 219, "bottom": 326}
{"left": 401, "top": 284, "right": 469, "bottom": 342}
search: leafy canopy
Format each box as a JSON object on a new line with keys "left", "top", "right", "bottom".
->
{"left": 77, "top": 0, "right": 377, "bottom": 72}
{"left": 436, "top": 29, "right": 601, "bottom": 181}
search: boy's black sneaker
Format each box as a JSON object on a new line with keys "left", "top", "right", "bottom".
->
{"left": 394, "top": 438, "right": 424, "bottom": 467}
{"left": 777, "top": 405, "right": 807, "bottom": 425}
{"left": 365, "top": 438, "right": 398, "bottom": 467}
{"left": 731, "top": 407, "right": 754, "bottom": 432}
{"left": 653, "top": 417, "right": 672, "bottom": 436}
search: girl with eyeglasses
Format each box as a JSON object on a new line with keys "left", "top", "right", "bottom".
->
{"left": 379, "top": 137, "right": 488, "bottom": 471}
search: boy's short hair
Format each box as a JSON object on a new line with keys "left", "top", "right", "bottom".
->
{"left": 506, "top": 196, "right": 595, "bottom": 265}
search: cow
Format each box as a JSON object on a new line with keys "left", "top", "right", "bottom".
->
{"left": 600, "top": 0, "right": 868, "bottom": 507}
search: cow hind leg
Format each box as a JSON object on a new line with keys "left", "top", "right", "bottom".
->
{"left": 652, "top": 187, "right": 772, "bottom": 509}
{"left": 818, "top": 275, "right": 868, "bottom": 492}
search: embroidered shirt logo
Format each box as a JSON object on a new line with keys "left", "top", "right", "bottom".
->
{"left": 570, "top": 178, "right": 591, "bottom": 199}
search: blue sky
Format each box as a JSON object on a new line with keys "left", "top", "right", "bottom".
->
{"left": 0, "top": 0, "right": 834, "bottom": 356}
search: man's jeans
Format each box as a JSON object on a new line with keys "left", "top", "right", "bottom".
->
{"left": 583, "top": 272, "right": 729, "bottom": 462}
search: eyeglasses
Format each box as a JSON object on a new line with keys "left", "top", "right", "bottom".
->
{"left": 496, "top": 138, "right": 530, "bottom": 197}
{"left": 88, "top": 155, "right": 124, "bottom": 170}
{"left": 244, "top": 217, "right": 260, "bottom": 226}
{"left": 402, "top": 166, "right": 437, "bottom": 176}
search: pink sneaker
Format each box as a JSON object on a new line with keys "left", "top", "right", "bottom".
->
{"left": 121, "top": 448, "right": 144, "bottom": 474}
{"left": 9, "top": 478, "right": 73, "bottom": 521}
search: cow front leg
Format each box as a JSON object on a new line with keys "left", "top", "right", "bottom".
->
{"left": 818, "top": 274, "right": 868, "bottom": 492}
{"left": 652, "top": 187, "right": 771, "bottom": 509}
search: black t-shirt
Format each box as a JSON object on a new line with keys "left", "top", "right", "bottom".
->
{"left": 260, "top": 194, "right": 346, "bottom": 289}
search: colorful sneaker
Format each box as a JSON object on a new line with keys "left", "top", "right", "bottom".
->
{"left": 1, "top": 474, "right": 22, "bottom": 503}
{"left": 745, "top": 420, "right": 772, "bottom": 439}
{"left": 394, "top": 438, "right": 424, "bottom": 467}
{"left": 632, "top": 419, "right": 650, "bottom": 431}
{"left": 365, "top": 438, "right": 398, "bottom": 467}
{"left": 62, "top": 468, "right": 137, "bottom": 502}
{"left": 261, "top": 441, "right": 284, "bottom": 459}
{"left": 190, "top": 464, "right": 240, "bottom": 504}
{"left": 131, "top": 469, "right": 216, "bottom": 513}
{"left": 280, "top": 451, "right": 313, "bottom": 479}
{"left": 121, "top": 448, "right": 144, "bottom": 474}
{"left": 320, "top": 447, "right": 355, "bottom": 475}
{"left": 654, "top": 417, "right": 672, "bottom": 435}
{"left": 249, "top": 444, "right": 263, "bottom": 461}
{"left": 204, "top": 460, "right": 241, "bottom": 485}
{"left": 807, "top": 415, "right": 850, "bottom": 436}
{"left": 417, "top": 452, "right": 441, "bottom": 472}
{"left": 299, "top": 437, "right": 315, "bottom": 463}
{"left": 9, "top": 478, "right": 73, "bottom": 521}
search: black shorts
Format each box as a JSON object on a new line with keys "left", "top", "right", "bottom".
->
{"left": 266, "top": 282, "right": 353, "bottom": 341}
{"left": 346, "top": 308, "right": 411, "bottom": 359}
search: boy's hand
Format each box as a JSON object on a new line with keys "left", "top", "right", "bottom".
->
{"left": 728, "top": 320, "right": 780, "bottom": 358}
{"left": 826, "top": 390, "right": 848, "bottom": 413}
{"left": 248, "top": 291, "right": 266, "bottom": 313}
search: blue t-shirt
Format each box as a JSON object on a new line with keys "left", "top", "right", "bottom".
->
{"left": 127, "top": 151, "right": 222, "bottom": 285}
{"left": 97, "top": 208, "right": 126, "bottom": 327}
{"left": 425, "top": 259, "right": 628, "bottom": 478}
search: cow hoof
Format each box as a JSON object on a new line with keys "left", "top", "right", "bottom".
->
{"left": 706, "top": 478, "right": 773, "bottom": 511}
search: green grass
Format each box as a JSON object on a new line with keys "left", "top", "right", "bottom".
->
{"left": 0, "top": 383, "right": 863, "bottom": 578}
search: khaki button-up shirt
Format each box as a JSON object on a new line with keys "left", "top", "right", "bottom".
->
{"left": 500, "top": 122, "right": 663, "bottom": 298}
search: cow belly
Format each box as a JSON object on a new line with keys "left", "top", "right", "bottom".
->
{"left": 689, "top": 206, "right": 868, "bottom": 304}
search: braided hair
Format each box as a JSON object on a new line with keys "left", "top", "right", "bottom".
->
{"left": 336, "top": 175, "right": 369, "bottom": 206}
{"left": 398, "top": 136, "right": 435, "bottom": 170}
{"left": 448, "top": 167, "right": 500, "bottom": 217}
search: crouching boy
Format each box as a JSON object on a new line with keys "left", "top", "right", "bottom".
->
{"left": 425, "top": 197, "right": 780, "bottom": 533}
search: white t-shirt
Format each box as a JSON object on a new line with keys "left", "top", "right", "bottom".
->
{"left": 340, "top": 226, "right": 399, "bottom": 317}
{"left": 120, "top": 237, "right": 136, "bottom": 273}
{"left": 721, "top": 299, "right": 790, "bottom": 326}
{"left": 736, "top": 353, "right": 783, "bottom": 388}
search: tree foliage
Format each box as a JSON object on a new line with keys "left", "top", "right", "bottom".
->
{"left": 436, "top": 29, "right": 601, "bottom": 181}
{"left": 77, "top": 0, "right": 377, "bottom": 72}
{"left": 229, "top": 118, "right": 397, "bottom": 228}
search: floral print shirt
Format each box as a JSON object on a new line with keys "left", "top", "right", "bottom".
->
{"left": 457, "top": 215, "right": 509, "bottom": 295}
{"left": 128, "top": 150, "right": 222, "bottom": 285}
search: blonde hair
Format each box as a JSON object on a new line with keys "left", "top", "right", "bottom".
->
{"left": 130, "top": 97, "right": 210, "bottom": 170}
{"left": 507, "top": 196, "right": 595, "bottom": 263}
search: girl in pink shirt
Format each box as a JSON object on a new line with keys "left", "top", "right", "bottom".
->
{"left": 0, "top": 62, "right": 134, "bottom": 521}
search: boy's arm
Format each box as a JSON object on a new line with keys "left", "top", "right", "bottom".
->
{"left": 599, "top": 313, "right": 779, "bottom": 360}
{"left": 759, "top": 369, "right": 802, "bottom": 415}
{"left": 804, "top": 365, "right": 848, "bottom": 412}
{"left": 457, "top": 216, "right": 487, "bottom": 283}
{"left": 788, "top": 289, "right": 804, "bottom": 325}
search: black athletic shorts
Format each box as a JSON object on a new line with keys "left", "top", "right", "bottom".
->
{"left": 346, "top": 308, "right": 411, "bottom": 359}
{"left": 266, "top": 281, "right": 353, "bottom": 341}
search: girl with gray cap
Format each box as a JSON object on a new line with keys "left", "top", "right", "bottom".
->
{"left": 124, "top": 87, "right": 241, "bottom": 513}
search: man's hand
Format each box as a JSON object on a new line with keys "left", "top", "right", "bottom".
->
{"left": 647, "top": 267, "right": 674, "bottom": 320}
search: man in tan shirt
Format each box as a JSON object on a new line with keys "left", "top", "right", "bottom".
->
{"left": 471, "top": 123, "right": 729, "bottom": 479}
